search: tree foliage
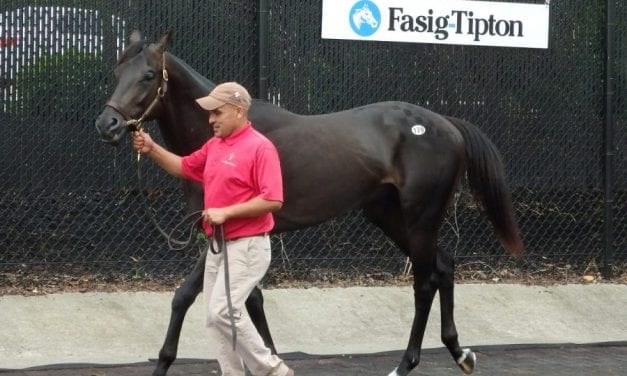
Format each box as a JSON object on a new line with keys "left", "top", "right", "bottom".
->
{"left": 10, "top": 48, "right": 108, "bottom": 120}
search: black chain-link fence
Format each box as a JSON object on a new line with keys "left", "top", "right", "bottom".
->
{"left": 0, "top": 0, "right": 625, "bottom": 286}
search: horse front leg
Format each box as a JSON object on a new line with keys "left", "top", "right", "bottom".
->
{"left": 153, "top": 250, "right": 206, "bottom": 376}
{"left": 437, "top": 247, "right": 476, "bottom": 374}
{"left": 389, "top": 257, "right": 438, "bottom": 376}
{"left": 153, "top": 252, "right": 277, "bottom": 375}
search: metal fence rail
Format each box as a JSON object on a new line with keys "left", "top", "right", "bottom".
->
{"left": 0, "top": 0, "right": 625, "bottom": 284}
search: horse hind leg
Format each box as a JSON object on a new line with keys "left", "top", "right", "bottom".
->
{"left": 387, "top": 235, "right": 440, "bottom": 376}
{"left": 363, "top": 188, "right": 438, "bottom": 376}
{"left": 437, "top": 247, "right": 476, "bottom": 374}
{"left": 245, "top": 285, "right": 277, "bottom": 354}
{"left": 390, "top": 148, "right": 464, "bottom": 376}
{"left": 389, "top": 245, "right": 476, "bottom": 376}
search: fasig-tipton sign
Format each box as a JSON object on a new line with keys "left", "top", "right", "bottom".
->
{"left": 321, "top": 0, "right": 550, "bottom": 49}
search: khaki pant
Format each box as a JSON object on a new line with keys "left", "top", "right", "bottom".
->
{"left": 204, "top": 235, "right": 289, "bottom": 376}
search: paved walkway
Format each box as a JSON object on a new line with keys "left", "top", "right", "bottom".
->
{"left": 1, "top": 284, "right": 626, "bottom": 372}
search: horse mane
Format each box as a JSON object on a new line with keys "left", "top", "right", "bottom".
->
{"left": 164, "top": 53, "right": 215, "bottom": 94}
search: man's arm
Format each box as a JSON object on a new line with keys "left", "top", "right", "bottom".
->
{"left": 202, "top": 196, "right": 282, "bottom": 225}
{"left": 133, "top": 130, "right": 184, "bottom": 178}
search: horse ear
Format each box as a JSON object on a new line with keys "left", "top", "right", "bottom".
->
{"left": 129, "top": 30, "right": 143, "bottom": 44}
{"left": 156, "top": 31, "right": 174, "bottom": 53}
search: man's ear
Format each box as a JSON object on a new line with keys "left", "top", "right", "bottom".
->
{"left": 237, "top": 107, "right": 246, "bottom": 119}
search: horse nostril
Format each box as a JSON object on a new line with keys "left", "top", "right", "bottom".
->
{"left": 95, "top": 113, "right": 123, "bottom": 137}
{"left": 108, "top": 117, "right": 120, "bottom": 130}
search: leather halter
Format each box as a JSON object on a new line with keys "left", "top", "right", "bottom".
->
{"left": 104, "top": 53, "right": 169, "bottom": 132}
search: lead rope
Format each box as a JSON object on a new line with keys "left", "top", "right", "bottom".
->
{"left": 210, "top": 224, "right": 238, "bottom": 351}
{"left": 135, "top": 155, "right": 202, "bottom": 250}
{"left": 137, "top": 155, "right": 235, "bottom": 346}
{"left": 107, "top": 53, "right": 195, "bottom": 250}
{"left": 112, "top": 51, "right": 236, "bottom": 347}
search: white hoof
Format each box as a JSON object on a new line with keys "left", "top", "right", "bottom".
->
{"left": 387, "top": 367, "right": 400, "bottom": 376}
{"left": 457, "top": 348, "right": 477, "bottom": 374}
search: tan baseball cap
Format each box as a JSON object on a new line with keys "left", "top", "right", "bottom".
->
{"left": 195, "top": 82, "right": 252, "bottom": 111}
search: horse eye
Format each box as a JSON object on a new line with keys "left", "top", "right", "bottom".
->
{"left": 144, "top": 71, "right": 156, "bottom": 81}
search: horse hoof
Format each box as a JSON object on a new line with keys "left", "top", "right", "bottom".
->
{"left": 387, "top": 367, "right": 400, "bottom": 376}
{"left": 457, "top": 348, "right": 476, "bottom": 374}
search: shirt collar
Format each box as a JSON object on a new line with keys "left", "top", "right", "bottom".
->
{"left": 221, "top": 121, "right": 252, "bottom": 146}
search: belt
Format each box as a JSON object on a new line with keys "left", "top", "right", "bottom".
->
{"left": 225, "top": 232, "right": 269, "bottom": 242}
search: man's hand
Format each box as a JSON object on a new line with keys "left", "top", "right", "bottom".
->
{"left": 202, "top": 208, "right": 229, "bottom": 225}
{"left": 202, "top": 197, "right": 281, "bottom": 227}
{"left": 132, "top": 129, "right": 154, "bottom": 154}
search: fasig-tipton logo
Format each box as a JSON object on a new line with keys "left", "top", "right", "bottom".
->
{"left": 388, "top": 7, "right": 525, "bottom": 42}
{"left": 349, "top": 0, "right": 382, "bottom": 37}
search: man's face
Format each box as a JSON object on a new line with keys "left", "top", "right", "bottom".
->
{"left": 208, "top": 104, "right": 244, "bottom": 138}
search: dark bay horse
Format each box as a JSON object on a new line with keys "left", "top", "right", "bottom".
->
{"left": 95, "top": 32, "right": 523, "bottom": 376}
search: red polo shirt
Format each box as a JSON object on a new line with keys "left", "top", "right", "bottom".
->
{"left": 181, "top": 122, "right": 283, "bottom": 239}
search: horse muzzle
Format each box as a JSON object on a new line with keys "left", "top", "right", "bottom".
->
{"left": 95, "top": 108, "right": 128, "bottom": 145}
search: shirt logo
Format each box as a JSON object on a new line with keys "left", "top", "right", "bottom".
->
{"left": 221, "top": 152, "right": 237, "bottom": 167}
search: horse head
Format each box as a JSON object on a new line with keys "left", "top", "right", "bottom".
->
{"left": 95, "top": 30, "right": 172, "bottom": 144}
{"left": 353, "top": 5, "right": 378, "bottom": 29}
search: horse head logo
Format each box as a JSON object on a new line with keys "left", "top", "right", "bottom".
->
{"left": 353, "top": 4, "right": 378, "bottom": 29}
{"left": 349, "top": 1, "right": 381, "bottom": 37}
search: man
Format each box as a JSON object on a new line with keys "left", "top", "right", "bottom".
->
{"left": 132, "top": 82, "right": 293, "bottom": 376}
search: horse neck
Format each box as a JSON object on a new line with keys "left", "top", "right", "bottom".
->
{"left": 156, "top": 54, "right": 301, "bottom": 144}
{"left": 353, "top": 12, "right": 362, "bottom": 27}
{"left": 158, "top": 53, "right": 214, "bottom": 155}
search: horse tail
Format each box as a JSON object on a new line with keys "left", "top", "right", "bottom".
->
{"left": 446, "top": 116, "right": 524, "bottom": 257}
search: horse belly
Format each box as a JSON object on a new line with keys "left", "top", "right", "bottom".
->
{"left": 275, "top": 157, "right": 383, "bottom": 231}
